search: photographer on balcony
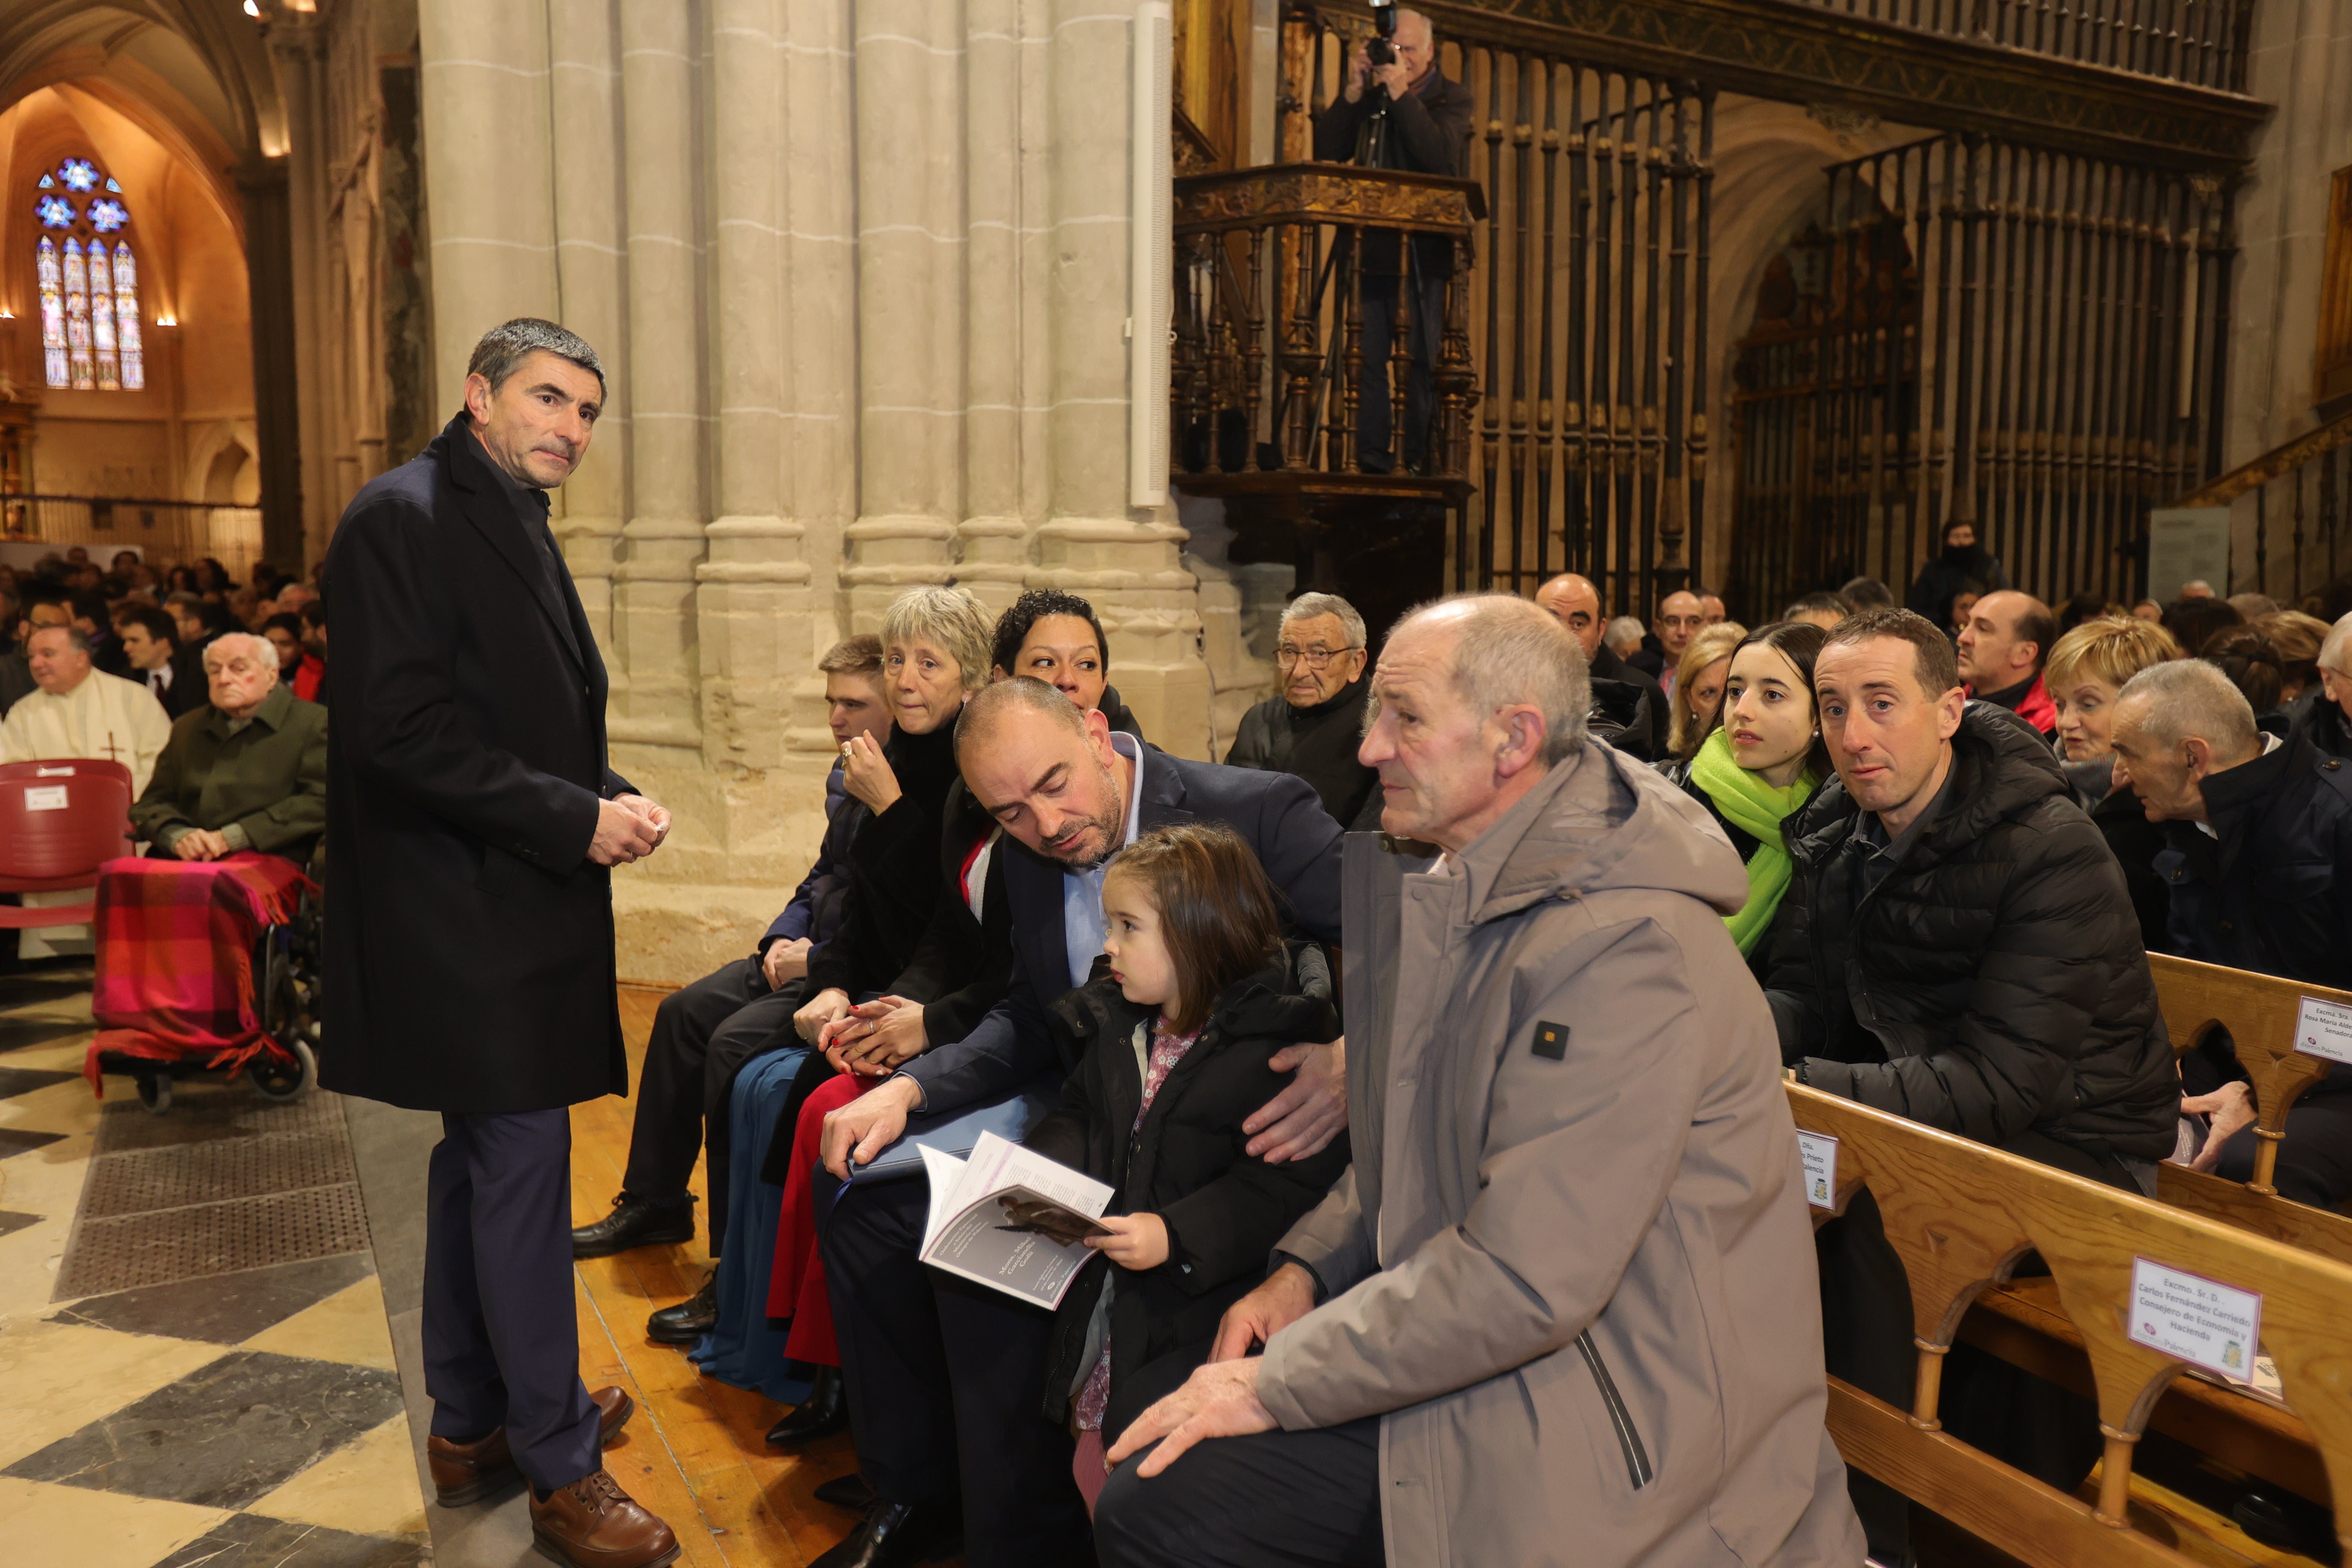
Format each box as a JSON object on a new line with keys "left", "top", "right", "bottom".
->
{"left": 1311, "top": 6, "right": 1473, "bottom": 475}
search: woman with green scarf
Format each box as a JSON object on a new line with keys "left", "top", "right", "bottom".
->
{"left": 1665, "top": 620, "right": 1830, "bottom": 971}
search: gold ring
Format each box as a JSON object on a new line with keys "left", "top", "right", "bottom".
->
{"left": 839, "top": 741, "right": 854, "bottom": 762}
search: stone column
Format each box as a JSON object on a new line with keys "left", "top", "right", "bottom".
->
{"left": 609, "top": 0, "right": 708, "bottom": 750}
{"left": 545, "top": 0, "right": 628, "bottom": 658}
{"left": 264, "top": 15, "right": 335, "bottom": 569}
{"left": 1039, "top": 0, "right": 1210, "bottom": 756}
{"left": 416, "top": 0, "right": 562, "bottom": 407}
{"left": 842, "top": 0, "right": 968, "bottom": 625}
{"left": 237, "top": 159, "right": 306, "bottom": 574}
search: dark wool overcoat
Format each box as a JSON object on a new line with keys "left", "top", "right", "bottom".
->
{"left": 319, "top": 411, "right": 634, "bottom": 1113}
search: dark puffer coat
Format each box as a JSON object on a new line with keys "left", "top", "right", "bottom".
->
{"left": 2153, "top": 726, "right": 2352, "bottom": 992}
{"left": 1764, "top": 703, "right": 2177, "bottom": 1161}
{"left": 1026, "top": 942, "right": 1350, "bottom": 1427}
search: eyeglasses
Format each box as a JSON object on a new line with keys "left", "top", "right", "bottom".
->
{"left": 1277, "top": 646, "right": 1356, "bottom": 669}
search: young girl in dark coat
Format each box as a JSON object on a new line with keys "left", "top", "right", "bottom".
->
{"left": 1023, "top": 821, "right": 1351, "bottom": 1510}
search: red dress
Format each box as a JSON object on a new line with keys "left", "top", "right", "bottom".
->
{"left": 766, "top": 828, "right": 997, "bottom": 1366}
{"left": 763, "top": 1069, "right": 875, "bottom": 1364}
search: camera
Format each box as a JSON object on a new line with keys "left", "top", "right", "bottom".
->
{"left": 1367, "top": 0, "right": 1396, "bottom": 65}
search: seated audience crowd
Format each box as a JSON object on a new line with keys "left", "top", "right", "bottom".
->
{"left": 19, "top": 528, "right": 2352, "bottom": 1568}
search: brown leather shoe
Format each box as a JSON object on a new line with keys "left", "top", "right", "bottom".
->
{"left": 530, "top": 1468, "right": 680, "bottom": 1568}
{"left": 429, "top": 1386, "right": 638, "bottom": 1506}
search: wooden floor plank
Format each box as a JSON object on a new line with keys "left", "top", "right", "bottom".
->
{"left": 565, "top": 983, "right": 860, "bottom": 1568}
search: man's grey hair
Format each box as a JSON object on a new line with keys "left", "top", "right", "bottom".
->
{"left": 2321, "top": 610, "right": 2352, "bottom": 677}
{"left": 1391, "top": 593, "right": 1591, "bottom": 763}
{"left": 881, "top": 584, "right": 995, "bottom": 694}
{"left": 467, "top": 318, "right": 606, "bottom": 395}
{"left": 1396, "top": 7, "right": 1435, "bottom": 42}
{"left": 204, "top": 631, "right": 276, "bottom": 671}
{"left": 2118, "top": 658, "right": 2258, "bottom": 757}
{"left": 26, "top": 623, "right": 89, "bottom": 655}
{"left": 1603, "top": 615, "right": 1645, "bottom": 655}
{"left": 1280, "top": 592, "right": 1366, "bottom": 650}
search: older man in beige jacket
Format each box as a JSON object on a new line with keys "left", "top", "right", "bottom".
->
{"left": 1097, "top": 595, "right": 1862, "bottom": 1568}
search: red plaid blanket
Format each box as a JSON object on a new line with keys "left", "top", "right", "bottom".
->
{"left": 86, "top": 854, "right": 310, "bottom": 1094}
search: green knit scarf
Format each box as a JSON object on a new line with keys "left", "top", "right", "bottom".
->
{"left": 1688, "top": 727, "right": 1816, "bottom": 956}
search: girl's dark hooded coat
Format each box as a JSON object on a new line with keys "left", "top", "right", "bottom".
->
{"left": 1026, "top": 941, "right": 1349, "bottom": 1428}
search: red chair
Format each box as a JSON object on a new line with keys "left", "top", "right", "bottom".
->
{"left": 0, "top": 759, "right": 134, "bottom": 931}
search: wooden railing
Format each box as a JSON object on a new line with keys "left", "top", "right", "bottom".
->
{"left": 1778, "top": 0, "right": 2254, "bottom": 92}
{"left": 2172, "top": 408, "right": 2352, "bottom": 602}
{"left": 1170, "top": 164, "right": 1483, "bottom": 487}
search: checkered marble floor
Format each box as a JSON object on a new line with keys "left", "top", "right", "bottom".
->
{"left": 0, "top": 964, "right": 430, "bottom": 1568}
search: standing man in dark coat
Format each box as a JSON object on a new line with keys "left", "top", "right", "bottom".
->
{"left": 321, "top": 318, "right": 679, "bottom": 1568}
{"left": 1311, "top": 7, "right": 1473, "bottom": 472}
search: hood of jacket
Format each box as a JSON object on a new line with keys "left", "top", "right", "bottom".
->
{"left": 1788, "top": 700, "right": 2067, "bottom": 869}
{"left": 1046, "top": 939, "right": 1338, "bottom": 1063}
{"left": 1456, "top": 738, "right": 1752, "bottom": 930}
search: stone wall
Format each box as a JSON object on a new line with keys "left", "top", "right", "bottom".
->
{"left": 2223, "top": 0, "right": 2352, "bottom": 597}
{"left": 415, "top": 0, "right": 1253, "bottom": 984}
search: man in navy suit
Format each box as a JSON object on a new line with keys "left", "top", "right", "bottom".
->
{"left": 322, "top": 319, "right": 678, "bottom": 1568}
{"left": 810, "top": 677, "right": 1348, "bottom": 1568}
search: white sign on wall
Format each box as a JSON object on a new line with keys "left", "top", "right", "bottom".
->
{"left": 1797, "top": 1131, "right": 1839, "bottom": 1210}
{"left": 2146, "top": 507, "right": 2232, "bottom": 601}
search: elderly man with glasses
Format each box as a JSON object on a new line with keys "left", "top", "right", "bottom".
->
{"left": 1225, "top": 592, "right": 1384, "bottom": 830}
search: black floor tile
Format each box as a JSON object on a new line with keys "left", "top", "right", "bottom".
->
{"left": 0, "top": 1209, "right": 39, "bottom": 1239}
{"left": 0, "top": 1065, "right": 80, "bottom": 1099}
{"left": 0, "top": 1014, "right": 86, "bottom": 1054}
{"left": 3, "top": 1348, "right": 405, "bottom": 1509}
{"left": 51, "top": 1253, "right": 375, "bottom": 1344}
{"left": 0, "top": 1125, "right": 64, "bottom": 1159}
{"left": 148, "top": 1513, "right": 428, "bottom": 1568}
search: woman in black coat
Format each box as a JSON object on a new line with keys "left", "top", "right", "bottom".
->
{"left": 1022, "top": 824, "right": 1350, "bottom": 1507}
{"left": 2043, "top": 614, "right": 2182, "bottom": 954}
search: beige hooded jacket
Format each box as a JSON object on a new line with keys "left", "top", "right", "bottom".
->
{"left": 1260, "top": 741, "right": 1865, "bottom": 1568}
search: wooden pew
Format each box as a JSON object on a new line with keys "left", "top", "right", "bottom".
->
{"left": 2148, "top": 953, "right": 2352, "bottom": 1264}
{"left": 1788, "top": 1082, "right": 2352, "bottom": 1566}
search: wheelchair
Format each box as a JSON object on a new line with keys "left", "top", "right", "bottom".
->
{"left": 119, "top": 857, "right": 325, "bottom": 1115}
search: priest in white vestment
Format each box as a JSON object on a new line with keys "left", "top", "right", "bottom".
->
{"left": 2, "top": 625, "right": 173, "bottom": 956}
{"left": 1, "top": 625, "right": 172, "bottom": 792}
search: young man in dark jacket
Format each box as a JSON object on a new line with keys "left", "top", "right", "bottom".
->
{"left": 2110, "top": 658, "right": 2352, "bottom": 1210}
{"left": 573, "top": 637, "right": 890, "bottom": 1344}
{"left": 1764, "top": 607, "right": 2176, "bottom": 1565}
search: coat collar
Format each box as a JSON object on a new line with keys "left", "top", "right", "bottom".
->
{"left": 203, "top": 681, "right": 296, "bottom": 738}
{"left": 435, "top": 411, "right": 588, "bottom": 674}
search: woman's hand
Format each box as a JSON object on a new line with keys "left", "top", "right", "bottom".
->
{"left": 794, "top": 986, "right": 852, "bottom": 1045}
{"left": 841, "top": 732, "right": 902, "bottom": 815}
{"left": 828, "top": 995, "right": 930, "bottom": 1074}
{"left": 1087, "top": 1213, "right": 1170, "bottom": 1271}
{"left": 2184, "top": 1080, "right": 2258, "bottom": 1173}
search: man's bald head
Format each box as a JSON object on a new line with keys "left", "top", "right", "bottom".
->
{"left": 1957, "top": 589, "right": 2057, "bottom": 692}
{"left": 956, "top": 677, "right": 1131, "bottom": 867}
{"left": 1653, "top": 590, "right": 1704, "bottom": 660}
{"left": 1534, "top": 573, "right": 1604, "bottom": 659}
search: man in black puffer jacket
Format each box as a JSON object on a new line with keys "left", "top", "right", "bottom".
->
{"left": 1763, "top": 608, "right": 2175, "bottom": 1568}
{"left": 1766, "top": 613, "right": 2176, "bottom": 1163}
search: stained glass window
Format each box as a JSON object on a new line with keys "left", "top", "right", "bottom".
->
{"left": 36, "top": 156, "right": 137, "bottom": 392}
{"left": 37, "top": 237, "right": 65, "bottom": 388}
{"left": 61, "top": 239, "right": 93, "bottom": 389}
{"left": 114, "top": 245, "right": 142, "bottom": 390}
{"left": 87, "top": 244, "right": 119, "bottom": 390}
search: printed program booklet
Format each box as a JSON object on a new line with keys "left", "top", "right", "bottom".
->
{"left": 919, "top": 1131, "right": 1115, "bottom": 1310}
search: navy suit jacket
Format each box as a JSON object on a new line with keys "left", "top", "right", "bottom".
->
{"left": 897, "top": 745, "right": 1347, "bottom": 1113}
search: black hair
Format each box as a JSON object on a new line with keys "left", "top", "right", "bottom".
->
{"left": 1710, "top": 620, "right": 1833, "bottom": 784}
{"left": 990, "top": 588, "right": 1110, "bottom": 677}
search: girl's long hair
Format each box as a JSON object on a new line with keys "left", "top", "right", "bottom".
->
{"left": 1105, "top": 822, "right": 1284, "bottom": 1035}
